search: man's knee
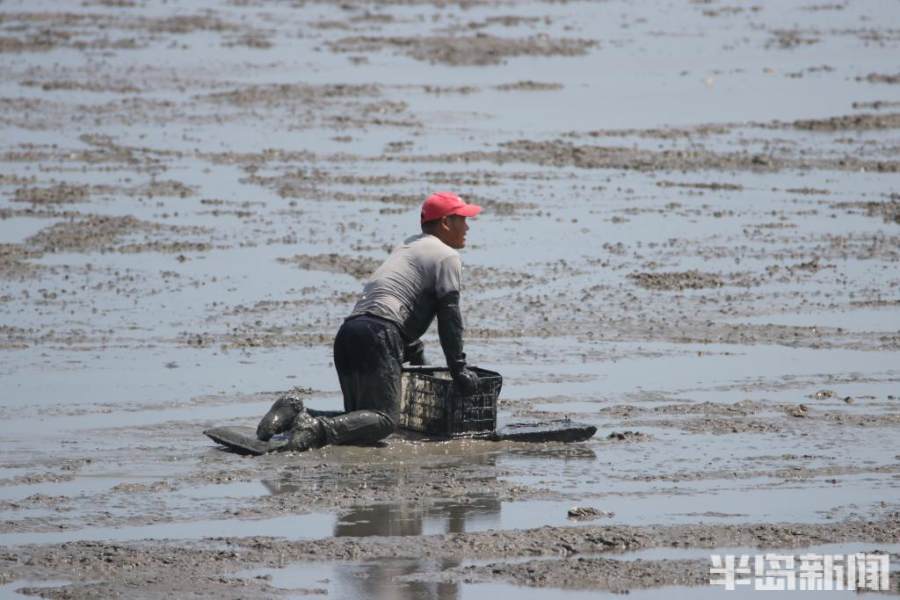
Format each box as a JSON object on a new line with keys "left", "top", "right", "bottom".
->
{"left": 320, "top": 410, "right": 395, "bottom": 446}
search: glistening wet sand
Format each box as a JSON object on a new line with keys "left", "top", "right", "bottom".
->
{"left": 1, "top": 0, "right": 898, "bottom": 597}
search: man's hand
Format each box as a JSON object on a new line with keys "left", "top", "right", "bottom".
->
{"left": 452, "top": 366, "right": 479, "bottom": 396}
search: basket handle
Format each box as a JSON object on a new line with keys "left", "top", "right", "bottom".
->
{"left": 401, "top": 365, "right": 450, "bottom": 373}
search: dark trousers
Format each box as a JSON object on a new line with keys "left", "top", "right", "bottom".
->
{"left": 321, "top": 315, "right": 401, "bottom": 445}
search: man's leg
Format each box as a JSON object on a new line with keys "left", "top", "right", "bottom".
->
{"left": 321, "top": 316, "right": 403, "bottom": 446}
{"left": 334, "top": 317, "right": 403, "bottom": 417}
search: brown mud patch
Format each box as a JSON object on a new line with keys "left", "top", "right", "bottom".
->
{"left": 13, "top": 184, "right": 90, "bottom": 205}
{"left": 20, "top": 79, "right": 141, "bottom": 94}
{"left": 181, "top": 329, "right": 334, "bottom": 350}
{"left": 0, "top": 245, "right": 43, "bottom": 280}
{"left": 245, "top": 169, "right": 410, "bottom": 199}
{"left": 328, "top": 34, "right": 596, "bottom": 66}
{"left": 399, "top": 138, "right": 900, "bottom": 173}
{"left": 577, "top": 122, "right": 735, "bottom": 140}
{"left": 832, "top": 199, "right": 900, "bottom": 224}
{"left": 200, "top": 83, "right": 382, "bottom": 108}
{"left": 793, "top": 112, "right": 900, "bottom": 131}
{"left": 451, "top": 557, "right": 709, "bottom": 591}
{"left": 629, "top": 271, "right": 725, "bottom": 291}
{"left": 25, "top": 215, "right": 207, "bottom": 254}
{"left": 25, "top": 215, "right": 147, "bottom": 253}
{"left": 277, "top": 253, "right": 381, "bottom": 280}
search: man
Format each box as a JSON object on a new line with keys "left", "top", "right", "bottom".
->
{"left": 256, "top": 191, "right": 482, "bottom": 452}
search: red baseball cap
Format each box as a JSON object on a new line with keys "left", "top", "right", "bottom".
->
{"left": 420, "top": 192, "right": 482, "bottom": 224}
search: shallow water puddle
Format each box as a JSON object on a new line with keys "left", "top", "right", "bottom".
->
{"left": 0, "top": 475, "right": 147, "bottom": 502}
{"left": 334, "top": 496, "right": 504, "bottom": 537}
{"left": 0, "top": 217, "right": 50, "bottom": 244}
{"left": 0, "top": 511, "right": 335, "bottom": 547}
{"left": 0, "top": 580, "right": 74, "bottom": 600}
{"left": 495, "top": 471, "right": 900, "bottom": 526}
{"left": 501, "top": 343, "right": 899, "bottom": 401}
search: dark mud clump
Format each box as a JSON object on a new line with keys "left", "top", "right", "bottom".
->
{"left": 629, "top": 271, "right": 725, "bottom": 291}
{"left": 494, "top": 81, "right": 563, "bottom": 92}
{"left": 852, "top": 100, "right": 900, "bottom": 110}
{"left": 792, "top": 112, "right": 900, "bottom": 131}
{"left": 856, "top": 72, "right": 900, "bottom": 84}
{"left": 656, "top": 180, "right": 743, "bottom": 191}
{"left": 422, "top": 84, "right": 479, "bottom": 95}
{"left": 278, "top": 253, "right": 382, "bottom": 280}
{"left": 606, "top": 430, "right": 651, "bottom": 442}
{"left": 767, "top": 29, "right": 820, "bottom": 49}
{"left": 567, "top": 506, "right": 614, "bottom": 521}
{"left": 328, "top": 34, "right": 596, "bottom": 66}
{"left": 784, "top": 186, "right": 831, "bottom": 195}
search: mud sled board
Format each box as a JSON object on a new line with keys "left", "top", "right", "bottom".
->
{"left": 204, "top": 419, "right": 597, "bottom": 456}
{"left": 204, "top": 426, "right": 275, "bottom": 456}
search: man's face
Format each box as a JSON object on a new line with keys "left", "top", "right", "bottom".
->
{"left": 440, "top": 214, "right": 469, "bottom": 249}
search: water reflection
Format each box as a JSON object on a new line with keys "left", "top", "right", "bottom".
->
{"left": 330, "top": 491, "right": 501, "bottom": 598}
{"left": 261, "top": 452, "right": 504, "bottom": 599}
{"left": 334, "top": 494, "right": 502, "bottom": 538}
{"left": 331, "top": 559, "right": 459, "bottom": 600}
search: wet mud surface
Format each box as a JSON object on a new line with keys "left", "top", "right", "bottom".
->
{"left": 1, "top": 0, "right": 899, "bottom": 598}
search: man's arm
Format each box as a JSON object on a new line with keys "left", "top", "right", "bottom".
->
{"left": 436, "top": 291, "right": 478, "bottom": 395}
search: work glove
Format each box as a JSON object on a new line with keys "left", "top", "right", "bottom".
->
{"left": 451, "top": 365, "right": 479, "bottom": 396}
{"left": 436, "top": 291, "right": 478, "bottom": 396}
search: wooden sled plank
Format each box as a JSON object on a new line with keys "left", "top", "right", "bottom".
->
{"left": 205, "top": 419, "right": 597, "bottom": 455}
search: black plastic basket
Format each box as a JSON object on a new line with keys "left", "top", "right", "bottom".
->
{"left": 399, "top": 366, "right": 501, "bottom": 438}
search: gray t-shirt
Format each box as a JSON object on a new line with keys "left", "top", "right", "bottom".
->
{"left": 348, "top": 233, "right": 462, "bottom": 341}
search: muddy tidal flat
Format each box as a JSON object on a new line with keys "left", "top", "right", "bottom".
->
{"left": 1, "top": 0, "right": 899, "bottom": 598}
